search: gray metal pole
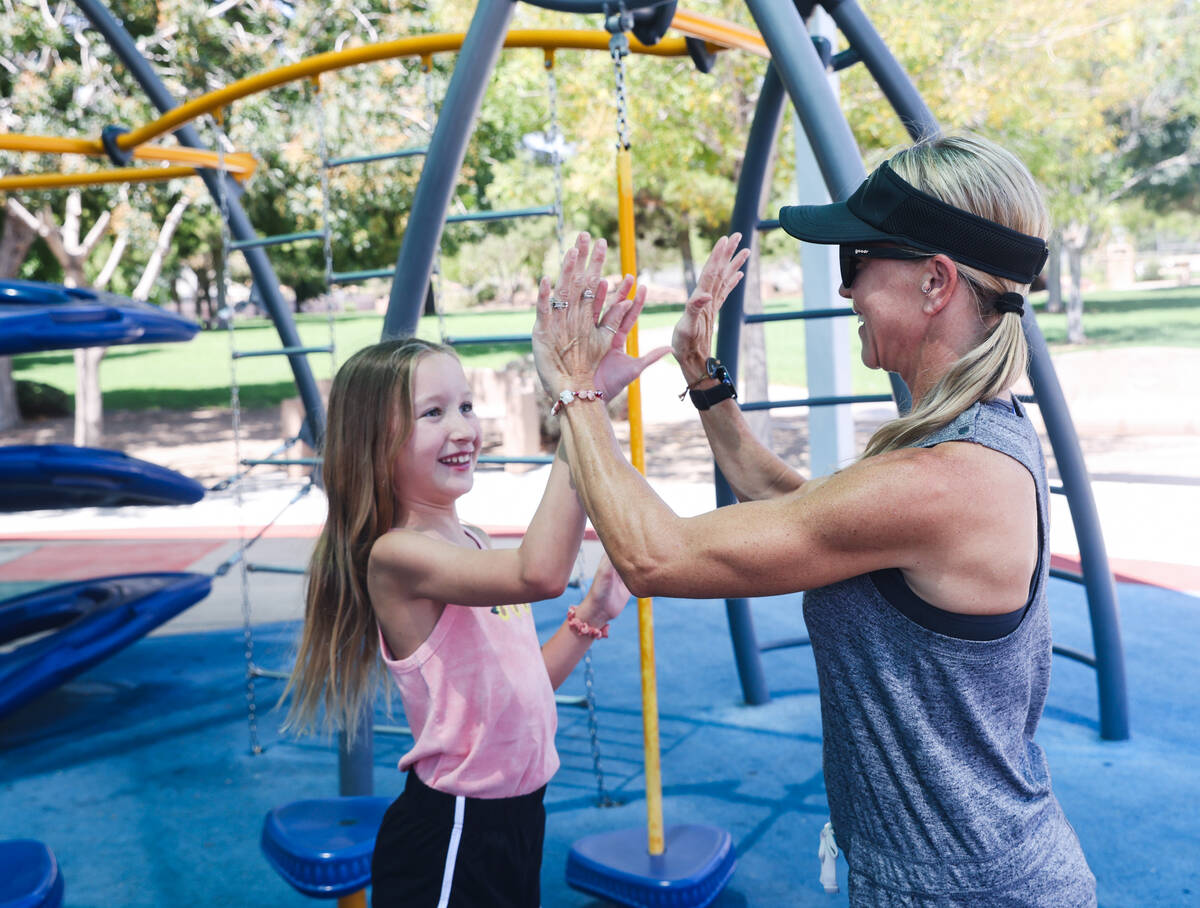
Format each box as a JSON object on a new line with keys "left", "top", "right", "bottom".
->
{"left": 744, "top": 0, "right": 865, "bottom": 202}
{"left": 714, "top": 63, "right": 788, "bottom": 706}
{"left": 742, "top": 0, "right": 912, "bottom": 413}
{"left": 338, "top": 714, "right": 375, "bottom": 797}
{"left": 381, "top": 0, "right": 517, "bottom": 340}
{"left": 823, "top": 0, "right": 938, "bottom": 140}
{"left": 73, "top": 0, "right": 326, "bottom": 447}
{"left": 1023, "top": 314, "right": 1130, "bottom": 740}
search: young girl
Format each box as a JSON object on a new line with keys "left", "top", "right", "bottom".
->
{"left": 285, "top": 235, "right": 664, "bottom": 908}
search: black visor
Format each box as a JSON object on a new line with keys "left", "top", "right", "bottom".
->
{"left": 778, "top": 161, "right": 1048, "bottom": 284}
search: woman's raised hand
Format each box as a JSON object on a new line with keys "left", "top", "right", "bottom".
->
{"left": 533, "top": 232, "right": 668, "bottom": 401}
{"left": 671, "top": 234, "right": 750, "bottom": 380}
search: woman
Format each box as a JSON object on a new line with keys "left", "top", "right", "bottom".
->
{"left": 531, "top": 134, "right": 1096, "bottom": 905}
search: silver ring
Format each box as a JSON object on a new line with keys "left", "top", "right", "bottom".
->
{"left": 550, "top": 294, "right": 569, "bottom": 310}
{"left": 581, "top": 288, "right": 596, "bottom": 300}
{"left": 600, "top": 324, "right": 618, "bottom": 335}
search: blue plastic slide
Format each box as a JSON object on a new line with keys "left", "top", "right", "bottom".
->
{"left": 0, "top": 572, "right": 212, "bottom": 719}
{"left": 0, "top": 445, "right": 206, "bottom": 511}
{"left": 0, "top": 278, "right": 198, "bottom": 356}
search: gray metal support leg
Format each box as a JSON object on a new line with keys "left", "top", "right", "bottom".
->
{"left": 743, "top": 0, "right": 867, "bottom": 201}
{"left": 338, "top": 714, "right": 376, "bottom": 796}
{"left": 714, "top": 63, "right": 787, "bottom": 706}
{"left": 823, "top": 0, "right": 938, "bottom": 140}
{"left": 381, "top": 0, "right": 517, "bottom": 341}
{"left": 73, "top": 0, "right": 326, "bottom": 448}
{"left": 742, "top": 0, "right": 913, "bottom": 414}
{"left": 1023, "top": 314, "right": 1130, "bottom": 740}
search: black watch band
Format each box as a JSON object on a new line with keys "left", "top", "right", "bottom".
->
{"left": 689, "top": 382, "right": 736, "bottom": 410}
{"left": 688, "top": 357, "right": 737, "bottom": 411}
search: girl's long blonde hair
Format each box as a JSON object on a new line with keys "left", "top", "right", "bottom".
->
{"left": 282, "top": 337, "right": 455, "bottom": 740}
{"left": 861, "top": 134, "right": 1049, "bottom": 459}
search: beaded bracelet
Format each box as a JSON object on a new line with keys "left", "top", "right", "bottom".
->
{"left": 552, "top": 388, "right": 605, "bottom": 416}
{"left": 566, "top": 606, "right": 609, "bottom": 640}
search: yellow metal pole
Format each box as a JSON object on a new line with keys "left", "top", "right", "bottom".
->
{"left": 0, "top": 165, "right": 202, "bottom": 191}
{"left": 616, "top": 145, "right": 666, "bottom": 858}
{"left": 0, "top": 19, "right": 751, "bottom": 192}
{"left": 0, "top": 134, "right": 256, "bottom": 176}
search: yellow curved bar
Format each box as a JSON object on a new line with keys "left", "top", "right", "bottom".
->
{"left": 137, "top": 147, "right": 257, "bottom": 175}
{"left": 0, "top": 135, "right": 101, "bottom": 156}
{"left": 0, "top": 133, "right": 257, "bottom": 177}
{"left": 116, "top": 30, "right": 701, "bottom": 152}
{"left": 0, "top": 165, "right": 200, "bottom": 191}
{"left": 670, "top": 9, "right": 769, "bottom": 59}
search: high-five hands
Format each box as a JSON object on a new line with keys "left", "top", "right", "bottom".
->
{"left": 671, "top": 234, "right": 750, "bottom": 382}
{"left": 532, "top": 232, "right": 669, "bottom": 402}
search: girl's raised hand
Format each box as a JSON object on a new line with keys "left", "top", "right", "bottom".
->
{"left": 532, "top": 232, "right": 667, "bottom": 401}
{"left": 586, "top": 555, "right": 631, "bottom": 624}
{"left": 670, "top": 234, "right": 750, "bottom": 378}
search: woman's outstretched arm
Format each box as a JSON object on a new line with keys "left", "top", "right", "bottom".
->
{"left": 672, "top": 235, "right": 804, "bottom": 500}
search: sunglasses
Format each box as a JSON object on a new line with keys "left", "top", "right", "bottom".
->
{"left": 839, "top": 245, "right": 934, "bottom": 289}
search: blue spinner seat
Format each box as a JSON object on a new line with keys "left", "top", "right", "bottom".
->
{"left": 0, "top": 839, "right": 63, "bottom": 908}
{"left": 261, "top": 797, "right": 392, "bottom": 900}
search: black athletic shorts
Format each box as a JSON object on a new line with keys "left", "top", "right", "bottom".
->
{"left": 371, "top": 769, "right": 547, "bottom": 908}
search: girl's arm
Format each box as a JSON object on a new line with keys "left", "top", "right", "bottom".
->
{"left": 368, "top": 442, "right": 585, "bottom": 608}
{"left": 370, "top": 237, "right": 666, "bottom": 608}
{"left": 672, "top": 235, "right": 804, "bottom": 501}
{"left": 541, "top": 556, "right": 630, "bottom": 689}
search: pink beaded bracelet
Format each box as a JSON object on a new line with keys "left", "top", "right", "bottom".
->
{"left": 552, "top": 388, "right": 605, "bottom": 416}
{"left": 567, "top": 606, "right": 609, "bottom": 640}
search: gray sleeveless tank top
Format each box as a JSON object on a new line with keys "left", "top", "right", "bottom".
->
{"left": 802, "top": 397, "right": 1096, "bottom": 905}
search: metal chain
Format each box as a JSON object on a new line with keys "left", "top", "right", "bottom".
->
{"left": 423, "top": 57, "right": 448, "bottom": 342}
{"left": 545, "top": 55, "right": 565, "bottom": 260}
{"left": 569, "top": 551, "right": 617, "bottom": 808}
{"left": 212, "top": 113, "right": 262, "bottom": 756}
{"left": 582, "top": 650, "right": 617, "bottom": 807}
{"left": 312, "top": 77, "right": 338, "bottom": 372}
{"left": 606, "top": 8, "right": 632, "bottom": 152}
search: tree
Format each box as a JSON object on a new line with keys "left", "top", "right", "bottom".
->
{"left": 0, "top": 203, "right": 40, "bottom": 431}
{"left": 842, "top": 0, "right": 1200, "bottom": 342}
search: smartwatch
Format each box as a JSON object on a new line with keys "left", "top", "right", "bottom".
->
{"left": 689, "top": 357, "right": 737, "bottom": 411}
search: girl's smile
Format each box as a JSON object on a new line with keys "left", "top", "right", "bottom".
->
{"left": 395, "top": 352, "right": 481, "bottom": 509}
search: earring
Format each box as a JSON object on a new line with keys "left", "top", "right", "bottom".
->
{"left": 921, "top": 284, "right": 931, "bottom": 294}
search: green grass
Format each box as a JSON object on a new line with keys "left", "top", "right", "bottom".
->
{"left": 10, "top": 285, "right": 1197, "bottom": 413}
{"left": 1031, "top": 285, "right": 1200, "bottom": 349}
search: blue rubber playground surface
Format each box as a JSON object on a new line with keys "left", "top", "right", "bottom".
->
{"left": 1, "top": 569, "right": 1197, "bottom": 906}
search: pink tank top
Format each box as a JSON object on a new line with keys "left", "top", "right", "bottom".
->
{"left": 378, "top": 532, "right": 559, "bottom": 798}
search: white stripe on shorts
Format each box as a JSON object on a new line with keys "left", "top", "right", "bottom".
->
{"left": 436, "top": 795, "right": 466, "bottom": 908}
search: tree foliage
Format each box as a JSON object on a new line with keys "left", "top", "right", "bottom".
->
{"left": 2, "top": 0, "right": 1197, "bottom": 342}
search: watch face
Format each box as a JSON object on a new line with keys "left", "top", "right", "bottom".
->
{"left": 705, "top": 357, "right": 721, "bottom": 379}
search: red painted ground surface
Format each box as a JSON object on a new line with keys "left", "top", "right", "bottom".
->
{"left": 0, "top": 535, "right": 1193, "bottom": 593}
{"left": 0, "top": 540, "right": 225, "bottom": 580}
{"left": 1050, "top": 553, "right": 1200, "bottom": 594}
